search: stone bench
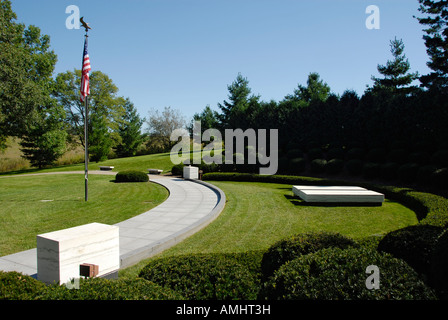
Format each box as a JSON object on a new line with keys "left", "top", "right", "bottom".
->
{"left": 148, "top": 169, "right": 163, "bottom": 175}
{"left": 36, "top": 223, "right": 119, "bottom": 285}
{"left": 99, "top": 166, "right": 114, "bottom": 171}
{"left": 292, "top": 185, "right": 384, "bottom": 204}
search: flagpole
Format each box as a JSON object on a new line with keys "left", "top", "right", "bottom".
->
{"left": 81, "top": 19, "right": 91, "bottom": 202}
{"left": 84, "top": 30, "right": 89, "bottom": 202}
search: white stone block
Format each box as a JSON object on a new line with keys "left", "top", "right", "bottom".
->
{"left": 292, "top": 185, "right": 366, "bottom": 197}
{"left": 183, "top": 166, "right": 199, "bottom": 179}
{"left": 292, "top": 186, "right": 384, "bottom": 203}
{"left": 37, "top": 223, "right": 119, "bottom": 285}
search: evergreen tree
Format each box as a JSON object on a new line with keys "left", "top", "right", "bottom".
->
{"left": 416, "top": 0, "right": 448, "bottom": 91}
{"left": 370, "top": 37, "right": 419, "bottom": 94}
{"left": 217, "top": 73, "right": 258, "bottom": 129}
{"left": 285, "top": 72, "right": 331, "bottom": 106}
{"left": 19, "top": 103, "right": 67, "bottom": 168}
{"left": 115, "top": 98, "right": 144, "bottom": 157}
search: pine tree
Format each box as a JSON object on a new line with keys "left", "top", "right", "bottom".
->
{"left": 371, "top": 37, "right": 419, "bottom": 94}
{"left": 115, "top": 98, "right": 144, "bottom": 157}
{"left": 415, "top": 0, "right": 448, "bottom": 91}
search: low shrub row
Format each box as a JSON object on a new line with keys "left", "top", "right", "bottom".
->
{"left": 136, "top": 232, "right": 438, "bottom": 300}
{"left": 0, "top": 272, "right": 183, "bottom": 300}
{"left": 115, "top": 170, "right": 149, "bottom": 183}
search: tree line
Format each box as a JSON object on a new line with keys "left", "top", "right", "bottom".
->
{"left": 1, "top": 0, "right": 447, "bottom": 169}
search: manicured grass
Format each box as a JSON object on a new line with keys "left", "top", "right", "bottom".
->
{"left": 119, "top": 180, "right": 418, "bottom": 277}
{"left": 0, "top": 174, "right": 168, "bottom": 256}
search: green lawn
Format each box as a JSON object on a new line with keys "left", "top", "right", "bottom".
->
{"left": 0, "top": 174, "right": 168, "bottom": 256}
{"left": 119, "top": 180, "right": 418, "bottom": 277}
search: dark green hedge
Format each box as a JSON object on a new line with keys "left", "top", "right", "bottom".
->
{"left": 115, "top": 170, "right": 149, "bottom": 183}
{"left": 260, "top": 232, "right": 358, "bottom": 280}
{"left": 0, "top": 272, "right": 182, "bottom": 300}
{"left": 377, "top": 224, "right": 445, "bottom": 276}
{"left": 259, "top": 247, "right": 437, "bottom": 300}
{"left": 139, "top": 252, "right": 263, "bottom": 300}
{"left": 431, "top": 229, "right": 448, "bottom": 297}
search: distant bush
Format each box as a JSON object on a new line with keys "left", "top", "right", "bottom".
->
{"left": 115, "top": 170, "right": 149, "bottom": 183}
{"left": 288, "top": 157, "right": 306, "bottom": 174}
{"left": 431, "top": 149, "right": 448, "bottom": 167}
{"left": 326, "top": 159, "right": 344, "bottom": 174}
{"left": 366, "top": 148, "right": 387, "bottom": 163}
{"left": 377, "top": 224, "right": 445, "bottom": 276}
{"left": 327, "top": 148, "right": 345, "bottom": 160}
{"left": 310, "top": 159, "right": 327, "bottom": 173}
{"left": 260, "top": 232, "right": 358, "bottom": 280}
{"left": 397, "top": 163, "right": 419, "bottom": 183}
{"left": 287, "top": 149, "right": 304, "bottom": 158}
{"left": 416, "top": 165, "right": 438, "bottom": 185}
{"left": 380, "top": 162, "right": 399, "bottom": 180}
{"left": 347, "top": 148, "right": 365, "bottom": 160}
{"left": 387, "top": 149, "right": 408, "bottom": 164}
{"left": 363, "top": 162, "right": 381, "bottom": 179}
{"left": 431, "top": 168, "right": 448, "bottom": 189}
{"left": 259, "top": 247, "right": 436, "bottom": 300}
{"left": 409, "top": 152, "right": 431, "bottom": 165}
{"left": 139, "top": 253, "right": 261, "bottom": 300}
{"left": 307, "top": 148, "right": 324, "bottom": 161}
{"left": 431, "top": 229, "right": 448, "bottom": 297}
{"left": 171, "top": 163, "right": 185, "bottom": 176}
{"left": 346, "top": 159, "right": 364, "bottom": 175}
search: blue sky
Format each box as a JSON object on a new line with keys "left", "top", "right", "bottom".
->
{"left": 11, "top": 0, "right": 430, "bottom": 124}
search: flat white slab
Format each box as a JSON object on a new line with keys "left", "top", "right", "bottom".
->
{"left": 36, "top": 223, "right": 119, "bottom": 285}
{"left": 292, "top": 185, "right": 366, "bottom": 197}
{"left": 292, "top": 186, "right": 384, "bottom": 203}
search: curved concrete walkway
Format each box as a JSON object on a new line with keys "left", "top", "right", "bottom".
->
{"left": 0, "top": 172, "right": 226, "bottom": 277}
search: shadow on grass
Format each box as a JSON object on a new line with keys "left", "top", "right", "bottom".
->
{"left": 284, "top": 194, "right": 383, "bottom": 207}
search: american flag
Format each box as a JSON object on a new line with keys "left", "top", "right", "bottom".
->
{"left": 80, "top": 36, "right": 91, "bottom": 102}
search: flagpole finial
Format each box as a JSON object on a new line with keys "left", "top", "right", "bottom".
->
{"left": 80, "top": 17, "right": 92, "bottom": 33}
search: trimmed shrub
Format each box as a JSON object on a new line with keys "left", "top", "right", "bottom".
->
{"left": 347, "top": 148, "right": 365, "bottom": 160}
{"left": 327, "top": 148, "right": 345, "bottom": 160}
{"left": 260, "top": 232, "right": 358, "bottom": 280}
{"left": 171, "top": 163, "right": 185, "bottom": 176}
{"left": 287, "top": 149, "right": 304, "bottom": 158}
{"left": 380, "top": 162, "right": 399, "bottom": 180}
{"left": 387, "top": 149, "right": 408, "bottom": 164}
{"left": 139, "top": 253, "right": 260, "bottom": 300}
{"left": 431, "top": 229, "right": 448, "bottom": 297}
{"left": 310, "top": 159, "right": 327, "bottom": 173}
{"left": 431, "top": 168, "right": 448, "bottom": 189}
{"left": 307, "top": 148, "right": 324, "bottom": 161}
{"left": 115, "top": 170, "right": 149, "bottom": 183}
{"left": 288, "top": 157, "right": 306, "bottom": 174}
{"left": 397, "top": 163, "right": 419, "bottom": 183}
{"left": 366, "top": 148, "right": 387, "bottom": 163}
{"left": 259, "top": 247, "right": 437, "bottom": 300}
{"left": 41, "top": 277, "right": 183, "bottom": 300}
{"left": 363, "top": 162, "right": 381, "bottom": 179}
{"left": 346, "top": 159, "right": 364, "bottom": 175}
{"left": 326, "top": 159, "right": 344, "bottom": 175}
{"left": 416, "top": 165, "right": 438, "bottom": 185}
{"left": 431, "top": 149, "right": 448, "bottom": 167}
{"left": 409, "top": 152, "right": 431, "bottom": 165}
{"left": 0, "top": 271, "right": 48, "bottom": 300}
{"left": 377, "top": 224, "right": 445, "bottom": 276}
